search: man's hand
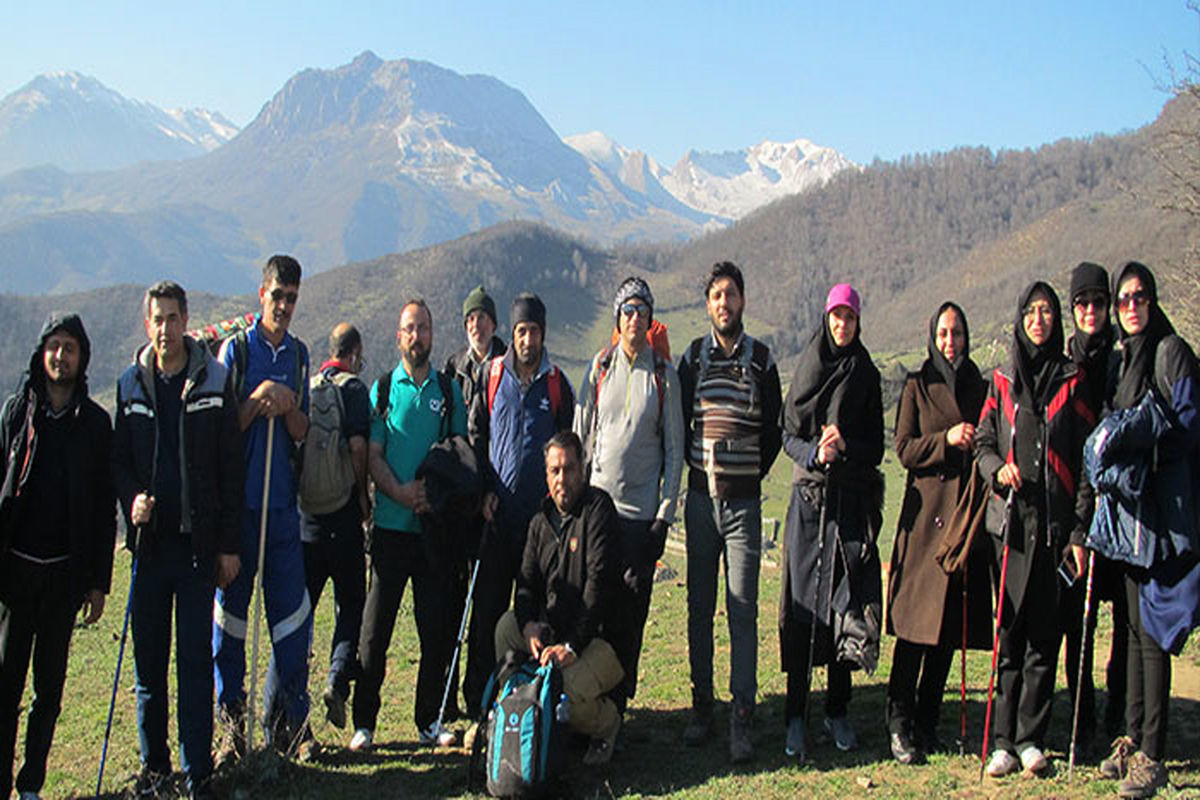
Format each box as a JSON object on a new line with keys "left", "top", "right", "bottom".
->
{"left": 481, "top": 491, "right": 499, "bottom": 522}
{"left": 131, "top": 492, "right": 155, "bottom": 526}
{"left": 648, "top": 519, "right": 669, "bottom": 562}
{"left": 249, "top": 380, "right": 297, "bottom": 419}
{"left": 399, "top": 479, "right": 431, "bottom": 514}
{"left": 996, "top": 463, "right": 1022, "bottom": 491}
{"left": 216, "top": 554, "right": 241, "bottom": 589}
{"left": 522, "top": 621, "right": 545, "bottom": 661}
{"left": 80, "top": 590, "right": 105, "bottom": 624}
{"left": 538, "top": 644, "right": 577, "bottom": 669}
{"left": 946, "top": 422, "right": 976, "bottom": 451}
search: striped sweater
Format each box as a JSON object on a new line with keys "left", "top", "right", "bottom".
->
{"left": 677, "top": 332, "right": 783, "bottom": 499}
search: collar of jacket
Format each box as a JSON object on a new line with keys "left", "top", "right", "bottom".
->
{"left": 135, "top": 336, "right": 210, "bottom": 409}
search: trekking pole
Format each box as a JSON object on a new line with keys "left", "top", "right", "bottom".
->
{"left": 979, "top": 402, "right": 1019, "bottom": 781}
{"left": 95, "top": 525, "right": 141, "bottom": 798}
{"left": 958, "top": 558, "right": 968, "bottom": 757}
{"left": 1068, "top": 550, "right": 1097, "bottom": 781}
{"left": 803, "top": 484, "right": 829, "bottom": 727}
{"left": 247, "top": 417, "right": 276, "bottom": 752}
{"left": 436, "top": 557, "right": 482, "bottom": 738}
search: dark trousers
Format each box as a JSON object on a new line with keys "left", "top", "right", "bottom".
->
{"left": 0, "top": 557, "right": 78, "bottom": 797}
{"left": 610, "top": 518, "right": 657, "bottom": 709}
{"left": 886, "top": 638, "right": 954, "bottom": 738}
{"left": 132, "top": 537, "right": 215, "bottom": 786}
{"left": 462, "top": 528, "right": 521, "bottom": 717}
{"left": 783, "top": 621, "right": 852, "bottom": 722}
{"left": 1125, "top": 573, "right": 1170, "bottom": 760}
{"left": 353, "top": 528, "right": 450, "bottom": 732}
{"left": 992, "top": 610, "right": 1059, "bottom": 754}
{"left": 1059, "top": 576, "right": 1097, "bottom": 745}
{"left": 302, "top": 527, "right": 365, "bottom": 700}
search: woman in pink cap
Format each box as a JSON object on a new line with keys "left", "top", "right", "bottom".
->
{"left": 777, "top": 283, "right": 884, "bottom": 763}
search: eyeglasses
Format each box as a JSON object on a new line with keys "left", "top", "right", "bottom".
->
{"left": 1116, "top": 290, "right": 1150, "bottom": 311}
{"left": 269, "top": 289, "right": 299, "bottom": 304}
{"left": 619, "top": 302, "right": 650, "bottom": 319}
{"left": 1073, "top": 293, "right": 1107, "bottom": 310}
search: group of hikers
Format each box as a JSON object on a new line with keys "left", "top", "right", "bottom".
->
{"left": 0, "top": 254, "right": 1195, "bottom": 800}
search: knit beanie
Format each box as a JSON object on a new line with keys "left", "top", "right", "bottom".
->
{"left": 612, "top": 277, "right": 654, "bottom": 322}
{"left": 511, "top": 293, "right": 546, "bottom": 332}
{"left": 1069, "top": 262, "right": 1109, "bottom": 305}
{"left": 462, "top": 285, "right": 497, "bottom": 327}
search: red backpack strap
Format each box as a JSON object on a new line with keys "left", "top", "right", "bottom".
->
{"left": 486, "top": 357, "right": 505, "bottom": 415}
{"left": 593, "top": 345, "right": 616, "bottom": 407}
{"left": 547, "top": 366, "right": 562, "bottom": 416}
{"left": 652, "top": 352, "right": 666, "bottom": 421}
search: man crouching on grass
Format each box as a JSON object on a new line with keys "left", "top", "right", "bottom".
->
{"left": 493, "top": 431, "right": 625, "bottom": 765}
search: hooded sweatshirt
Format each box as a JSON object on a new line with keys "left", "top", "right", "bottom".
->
{"left": 0, "top": 312, "right": 115, "bottom": 595}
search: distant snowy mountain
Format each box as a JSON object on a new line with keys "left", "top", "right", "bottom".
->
{"left": 568, "top": 132, "right": 854, "bottom": 220}
{"left": 0, "top": 71, "right": 238, "bottom": 175}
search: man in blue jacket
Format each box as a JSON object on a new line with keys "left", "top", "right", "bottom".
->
{"left": 464, "top": 293, "right": 574, "bottom": 720}
{"left": 112, "top": 281, "right": 243, "bottom": 799}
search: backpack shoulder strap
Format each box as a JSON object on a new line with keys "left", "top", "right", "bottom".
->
{"left": 749, "top": 338, "right": 770, "bottom": 373}
{"left": 374, "top": 369, "right": 394, "bottom": 418}
{"left": 230, "top": 329, "right": 249, "bottom": 399}
{"left": 294, "top": 338, "right": 309, "bottom": 410}
{"left": 436, "top": 370, "right": 455, "bottom": 440}
{"left": 592, "top": 345, "right": 616, "bottom": 406}
{"left": 486, "top": 357, "right": 505, "bottom": 415}
{"left": 652, "top": 350, "right": 667, "bottom": 422}
{"left": 547, "top": 366, "right": 562, "bottom": 416}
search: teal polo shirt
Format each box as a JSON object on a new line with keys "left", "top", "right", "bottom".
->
{"left": 369, "top": 362, "right": 467, "bottom": 533}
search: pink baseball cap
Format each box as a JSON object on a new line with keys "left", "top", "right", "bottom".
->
{"left": 825, "top": 283, "right": 861, "bottom": 316}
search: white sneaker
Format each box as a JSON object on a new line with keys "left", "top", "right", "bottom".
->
{"left": 1019, "top": 744, "right": 1049, "bottom": 775}
{"left": 986, "top": 749, "right": 1019, "bottom": 777}
{"left": 418, "top": 720, "right": 457, "bottom": 747}
{"left": 349, "top": 727, "right": 373, "bottom": 752}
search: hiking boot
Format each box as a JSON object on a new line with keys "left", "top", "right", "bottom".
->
{"left": 418, "top": 720, "right": 457, "bottom": 747}
{"left": 323, "top": 685, "right": 347, "bottom": 729}
{"left": 784, "top": 717, "right": 806, "bottom": 763}
{"left": 890, "top": 731, "right": 919, "bottom": 765}
{"left": 188, "top": 776, "right": 215, "bottom": 800}
{"left": 915, "top": 727, "right": 947, "bottom": 755}
{"left": 729, "top": 704, "right": 754, "bottom": 764}
{"left": 583, "top": 716, "right": 620, "bottom": 766}
{"left": 136, "top": 765, "right": 170, "bottom": 796}
{"left": 349, "top": 728, "right": 373, "bottom": 752}
{"left": 1019, "top": 744, "right": 1050, "bottom": 776}
{"left": 214, "top": 707, "right": 245, "bottom": 770}
{"left": 986, "top": 749, "right": 1019, "bottom": 778}
{"left": 292, "top": 723, "right": 320, "bottom": 762}
{"left": 1101, "top": 735, "right": 1137, "bottom": 780}
{"left": 1118, "top": 751, "right": 1168, "bottom": 798}
{"left": 681, "top": 702, "right": 713, "bottom": 747}
{"left": 823, "top": 715, "right": 858, "bottom": 752}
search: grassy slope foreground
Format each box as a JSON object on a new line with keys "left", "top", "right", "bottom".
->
{"left": 27, "top": 454, "right": 1200, "bottom": 799}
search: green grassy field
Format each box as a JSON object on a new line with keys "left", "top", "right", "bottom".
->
{"left": 23, "top": 455, "right": 1200, "bottom": 799}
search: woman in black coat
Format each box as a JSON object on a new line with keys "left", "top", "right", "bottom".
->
{"left": 777, "top": 283, "right": 883, "bottom": 764}
{"left": 975, "top": 281, "right": 1093, "bottom": 778}
{"left": 1096, "top": 261, "right": 1200, "bottom": 798}
{"left": 885, "top": 302, "right": 990, "bottom": 764}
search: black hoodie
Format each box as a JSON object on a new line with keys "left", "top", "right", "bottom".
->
{"left": 0, "top": 312, "right": 116, "bottom": 596}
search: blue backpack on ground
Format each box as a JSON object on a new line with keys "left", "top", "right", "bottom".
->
{"left": 476, "top": 653, "right": 568, "bottom": 798}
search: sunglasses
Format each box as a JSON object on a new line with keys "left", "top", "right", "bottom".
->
{"left": 1116, "top": 290, "right": 1149, "bottom": 311}
{"left": 619, "top": 302, "right": 650, "bottom": 319}
{"left": 1073, "top": 293, "right": 1107, "bottom": 310}
{"left": 269, "top": 289, "right": 299, "bottom": 304}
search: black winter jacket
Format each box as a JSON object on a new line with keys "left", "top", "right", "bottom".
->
{"left": 112, "top": 337, "right": 244, "bottom": 559}
{"left": 515, "top": 486, "right": 618, "bottom": 654}
{"left": 0, "top": 312, "right": 116, "bottom": 596}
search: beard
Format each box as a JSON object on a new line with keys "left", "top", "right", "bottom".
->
{"left": 515, "top": 344, "right": 541, "bottom": 368}
{"left": 405, "top": 342, "right": 430, "bottom": 368}
{"left": 712, "top": 312, "right": 743, "bottom": 338}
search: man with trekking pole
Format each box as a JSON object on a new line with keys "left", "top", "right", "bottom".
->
{"left": 111, "top": 281, "right": 243, "bottom": 799}
{"left": 0, "top": 312, "right": 115, "bottom": 800}
{"left": 213, "top": 255, "right": 313, "bottom": 764}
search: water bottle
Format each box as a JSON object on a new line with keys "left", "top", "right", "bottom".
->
{"left": 555, "top": 693, "right": 569, "bottom": 723}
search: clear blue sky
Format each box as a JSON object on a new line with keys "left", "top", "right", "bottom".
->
{"left": 3, "top": 1, "right": 1197, "bottom": 165}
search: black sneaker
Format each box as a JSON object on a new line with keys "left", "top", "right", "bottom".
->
{"left": 136, "top": 765, "right": 170, "bottom": 797}
{"left": 323, "top": 685, "right": 347, "bottom": 729}
{"left": 889, "top": 731, "right": 919, "bottom": 765}
{"left": 682, "top": 703, "right": 713, "bottom": 747}
{"left": 189, "top": 776, "right": 215, "bottom": 800}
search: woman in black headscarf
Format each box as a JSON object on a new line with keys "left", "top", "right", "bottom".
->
{"left": 975, "top": 281, "right": 1094, "bottom": 778}
{"left": 885, "top": 302, "right": 991, "bottom": 764}
{"left": 777, "top": 283, "right": 884, "bottom": 764}
{"left": 1095, "top": 261, "right": 1200, "bottom": 798}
